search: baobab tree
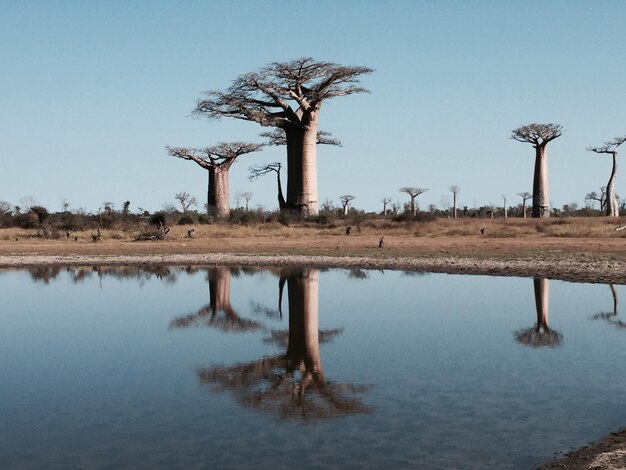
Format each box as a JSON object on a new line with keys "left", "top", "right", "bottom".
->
{"left": 174, "top": 192, "right": 196, "bottom": 214}
{"left": 585, "top": 190, "right": 603, "bottom": 211}
{"left": 340, "top": 194, "right": 356, "bottom": 215}
{"left": 449, "top": 185, "right": 460, "bottom": 219}
{"left": 249, "top": 162, "right": 286, "bottom": 209}
{"left": 381, "top": 197, "right": 391, "bottom": 216}
{"left": 167, "top": 142, "right": 263, "bottom": 217}
{"left": 194, "top": 57, "right": 373, "bottom": 216}
{"left": 241, "top": 192, "right": 253, "bottom": 211}
{"left": 587, "top": 135, "right": 626, "bottom": 217}
{"left": 502, "top": 195, "right": 508, "bottom": 219}
{"left": 511, "top": 123, "right": 563, "bottom": 218}
{"left": 517, "top": 192, "right": 531, "bottom": 218}
{"left": 399, "top": 187, "right": 428, "bottom": 217}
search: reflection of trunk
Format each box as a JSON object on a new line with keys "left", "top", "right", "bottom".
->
{"left": 606, "top": 154, "right": 618, "bottom": 217}
{"left": 534, "top": 278, "right": 550, "bottom": 332}
{"left": 610, "top": 284, "right": 618, "bottom": 316}
{"left": 287, "top": 268, "right": 323, "bottom": 379}
{"left": 209, "top": 266, "right": 233, "bottom": 315}
{"left": 532, "top": 145, "right": 549, "bottom": 218}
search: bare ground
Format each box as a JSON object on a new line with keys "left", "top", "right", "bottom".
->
{"left": 1, "top": 234, "right": 625, "bottom": 284}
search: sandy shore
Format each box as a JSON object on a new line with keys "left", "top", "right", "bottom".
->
{"left": 1, "top": 251, "right": 626, "bottom": 284}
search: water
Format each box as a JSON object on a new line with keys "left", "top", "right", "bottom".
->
{"left": 1, "top": 265, "right": 625, "bottom": 469}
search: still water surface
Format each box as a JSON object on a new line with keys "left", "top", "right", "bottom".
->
{"left": 1, "top": 266, "right": 625, "bottom": 469}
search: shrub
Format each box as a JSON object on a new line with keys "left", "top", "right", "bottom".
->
{"left": 149, "top": 212, "right": 167, "bottom": 227}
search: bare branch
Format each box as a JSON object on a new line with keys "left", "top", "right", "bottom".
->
{"left": 260, "top": 129, "right": 341, "bottom": 147}
{"left": 587, "top": 134, "right": 626, "bottom": 155}
{"left": 399, "top": 187, "right": 428, "bottom": 198}
{"left": 511, "top": 123, "right": 563, "bottom": 147}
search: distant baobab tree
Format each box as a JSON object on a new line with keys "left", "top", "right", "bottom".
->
{"left": 517, "top": 192, "right": 531, "bottom": 218}
{"left": 502, "top": 195, "right": 507, "bottom": 219}
{"left": 449, "top": 185, "right": 460, "bottom": 218}
{"left": 340, "top": 194, "right": 356, "bottom": 215}
{"left": 174, "top": 192, "right": 197, "bottom": 214}
{"left": 381, "top": 197, "right": 392, "bottom": 216}
{"left": 511, "top": 123, "right": 563, "bottom": 218}
{"left": 122, "top": 200, "right": 130, "bottom": 215}
{"left": 587, "top": 135, "right": 626, "bottom": 217}
{"left": 249, "top": 162, "right": 286, "bottom": 210}
{"left": 167, "top": 142, "right": 263, "bottom": 217}
{"left": 399, "top": 187, "right": 428, "bottom": 217}
{"left": 585, "top": 190, "right": 603, "bottom": 211}
{"left": 241, "top": 192, "right": 253, "bottom": 211}
{"left": 194, "top": 57, "right": 373, "bottom": 217}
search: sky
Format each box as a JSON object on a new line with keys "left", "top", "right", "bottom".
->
{"left": 1, "top": 0, "right": 626, "bottom": 214}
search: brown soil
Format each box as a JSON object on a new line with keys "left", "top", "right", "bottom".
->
{"left": 1, "top": 235, "right": 625, "bottom": 284}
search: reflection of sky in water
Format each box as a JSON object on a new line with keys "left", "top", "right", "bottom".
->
{"left": 1, "top": 267, "right": 625, "bottom": 469}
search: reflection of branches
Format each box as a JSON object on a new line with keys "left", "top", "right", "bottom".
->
{"left": 198, "top": 354, "right": 370, "bottom": 422}
{"left": 347, "top": 268, "right": 368, "bottom": 280}
{"left": 169, "top": 305, "right": 262, "bottom": 332}
{"left": 591, "top": 285, "right": 626, "bottom": 329}
{"left": 28, "top": 266, "right": 63, "bottom": 284}
{"left": 514, "top": 327, "right": 563, "bottom": 347}
{"left": 262, "top": 328, "right": 343, "bottom": 347}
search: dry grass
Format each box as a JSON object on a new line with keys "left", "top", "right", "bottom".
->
{"left": 1, "top": 217, "right": 625, "bottom": 244}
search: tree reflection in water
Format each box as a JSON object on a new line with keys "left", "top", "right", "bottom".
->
{"left": 196, "top": 267, "right": 371, "bottom": 421}
{"left": 514, "top": 278, "right": 563, "bottom": 347}
{"left": 169, "top": 266, "right": 263, "bottom": 333}
{"left": 591, "top": 284, "right": 626, "bottom": 329}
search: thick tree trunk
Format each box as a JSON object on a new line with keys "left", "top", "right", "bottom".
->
{"left": 522, "top": 200, "right": 527, "bottom": 218}
{"left": 207, "top": 168, "right": 216, "bottom": 215}
{"left": 287, "top": 268, "right": 323, "bottom": 377}
{"left": 533, "top": 278, "right": 550, "bottom": 332}
{"left": 410, "top": 198, "right": 416, "bottom": 217}
{"left": 383, "top": 202, "right": 388, "bottom": 216}
{"left": 300, "top": 118, "right": 320, "bottom": 216}
{"left": 343, "top": 203, "right": 349, "bottom": 216}
{"left": 285, "top": 128, "right": 304, "bottom": 211}
{"left": 532, "top": 145, "right": 550, "bottom": 218}
{"left": 213, "top": 167, "right": 230, "bottom": 218}
{"left": 605, "top": 154, "right": 618, "bottom": 217}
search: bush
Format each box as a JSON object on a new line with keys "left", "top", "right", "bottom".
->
{"left": 149, "top": 212, "right": 167, "bottom": 227}
{"left": 178, "top": 215, "right": 195, "bottom": 225}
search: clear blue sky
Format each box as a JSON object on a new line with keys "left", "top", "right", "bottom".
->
{"left": 1, "top": 0, "right": 625, "bottom": 214}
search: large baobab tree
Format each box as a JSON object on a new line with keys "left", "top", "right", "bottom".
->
{"left": 167, "top": 142, "right": 263, "bottom": 217}
{"left": 449, "top": 185, "right": 460, "bottom": 219}
{"left": 511, "top": 123, "right": 563, "bottom": 218}
{"left": 587, "top": 135, "right": 626, "bottom": 217}
{"left": 340, "top": 194, "right": 356, "bottom": 216}
{"left": 194, "top": 57, "right": 373, "bottom": 216}
{"left": 399, "top": 187, "right": 428, "bottom": 217}
{"left": 517, "top": 192, "right": 531, "bottom": 218}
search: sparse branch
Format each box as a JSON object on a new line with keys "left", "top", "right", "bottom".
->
{"left": 249, "top": 162, "right": 282, "bottom": 180}
{"left": 399, "top": 187, "right": 428, "bottom": 198}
